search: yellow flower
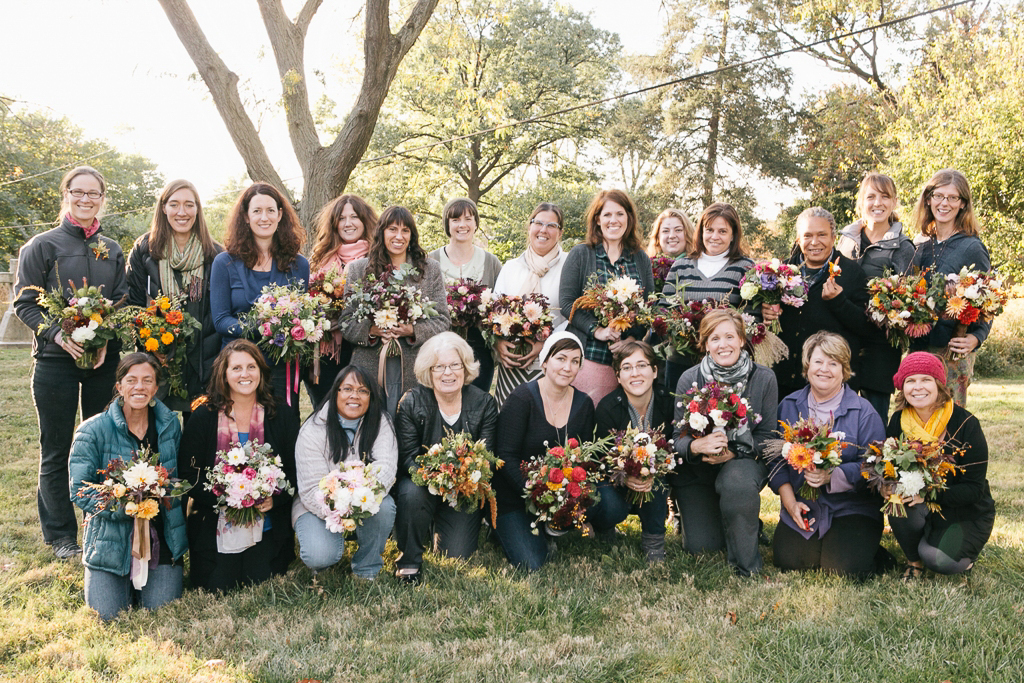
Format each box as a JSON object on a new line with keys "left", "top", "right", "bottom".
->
{"left": 145, "top": 338, "right": 160, "bottom": 352}
{"left": 546, "top": 481, "right": 563, "bottom": 491}
{"left": 112, "top": 483, "right": 127, "bottom": 498}
{"left": 124, "top": 501, "right": 138, "bottom": 516}
{"left": 136, "top": 499, "right": 160, "bottom": 520}
{"left": 139, "top": 328, "right": 151, "bottom": 338}
{"left": 89, "top": 313, "right": 103, "bottom": 324}
{"left": 160, "top": 332, "right": 175, "bottom": 345}
{"left": 341, "top": 518, "right": 357, "bottom": 532}
{"left": 883, "top": 460, "right": 897, "bottom": 479}
{"left": 157, "top": 297, "right": 171, "bottom": 311}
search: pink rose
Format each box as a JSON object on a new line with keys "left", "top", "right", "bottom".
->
{"left": 291, "top": 325, "right": 307, "bottom": 341}
{"left": 243, "top": 467, "right": 257, "bottom": 480}
{"left": 260, "top": 322, "right": 273, "bottom": 337}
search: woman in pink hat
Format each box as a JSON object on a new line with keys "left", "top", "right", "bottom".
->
{"left": 887, "top": 352, "right": 994, "bottom": 579}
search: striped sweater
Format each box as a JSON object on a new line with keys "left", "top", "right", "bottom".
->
{"left": 661, "top": 256, "right": 753, "bottom": 306}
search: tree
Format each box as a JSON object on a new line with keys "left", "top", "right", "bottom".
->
{"left": 885, "top": 5, "right": 1024, "bottom": 276}
{"left": 354, "top": 0, "right": 619, "bottom": 210}
{"left": 155, "top": 0, "right": 440, "bottom": 239}
{"left": 0, "top": 100, "right": 163, "bottom": 266}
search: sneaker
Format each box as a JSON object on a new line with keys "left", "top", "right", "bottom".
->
{"left": 52, "top": 537, "right": 81, "bottom": 559}
{"left": 395, "top": 568, "right": 422, "bottom": 586}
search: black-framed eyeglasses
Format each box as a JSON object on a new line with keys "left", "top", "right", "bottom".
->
{"left": 68, "top": 189, "right": 104, "bottom": 199}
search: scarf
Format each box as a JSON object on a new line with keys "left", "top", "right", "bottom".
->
{"left": 627, "top": 397, "right": 655, "bottom": 431}
{"left": 800, "top": 248, "right": 836, "bottom": 288}
{"left": 67, "top": 214, "right": 100, "bottom": 239}
{"left": 216, "top": 402, "right": 266, "bottom": 452}
{"left": 901, "top": 400, "right": 954, "bottom": 443}
{"left": 336, "top": 240, "right": 369, "bottom": 267}
{"left": 516, "top": 246, "right": 562, "bottom": 296}
{"left": 160, "top": 233, "right": 206, "bottom": 298}
{"left": 698, "top": 350, "right": 756, "bottom": 456}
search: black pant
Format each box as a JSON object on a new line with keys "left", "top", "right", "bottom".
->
{"left": 393, "top": 477, "right": 483, "bottom": 570}
{"left": 466, "top": 327, "right": 494, "bottom": 393}
{"left": 187, "top": 511, "right": 294, "bottom": 591}
{"left": 31, "top": 355, "right": 117, "bottom": 543}
{"left": 772, "top": 514, "right": 883, "bottom": 577}
{"left": 889, "top": 503, "right": 994, "bottom": 574}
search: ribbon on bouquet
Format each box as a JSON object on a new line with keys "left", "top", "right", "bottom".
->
{"left": 284, "top": 358, "right": 302, "bottom": 406}
{"left": 130, "top": 516, "right": 151, "bottom": 590}
{"left": 376, "top": 337, "right": 405, "bottom": 398}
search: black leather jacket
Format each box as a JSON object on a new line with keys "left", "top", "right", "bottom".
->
{"left": 394, "top": 384, "right": 499, "bottom": 477}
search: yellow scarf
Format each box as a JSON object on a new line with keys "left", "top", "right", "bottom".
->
{"left": 901, "top": 400, "right": 954, "bottom": 443}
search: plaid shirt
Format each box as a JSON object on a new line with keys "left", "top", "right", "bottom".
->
{"left": 584, "top": 245, "right": 644, "bottom": 366}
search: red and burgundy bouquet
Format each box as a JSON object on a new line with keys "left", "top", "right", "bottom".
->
{"left": 649, "top": 293, "right": 727, "bottom": 359}
{"left": 603, "top": 428, "right": 675, "bottom": 504}
{"left": 445, "top": 278, "right": 493, "bottom": 337}
{"left": 739, "top": 259, "right": 808, "bottom": 332}
{"left": 522, "top": 436, "right": 609, "bottom": 534}
{"left": 480, "top": 292, "right": 554, "bottom": 355}
{"left": 940, "top": 267, "right": 1008, "bottom": 359}
{"left": 651, "top": 254, "right": 676, "bottom": 292}
{"left": 866, "top": 273, "right": 944, "bottom": 353}
{"left": 676, "top": 381, "right": 757, "bottom": 438}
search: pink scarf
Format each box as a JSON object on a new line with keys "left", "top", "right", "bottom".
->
{"left": 68, "top": 214, "right": 100, "bottom": 239}
{"left": 216, "top": 402, "right": 266, "bottom": 452}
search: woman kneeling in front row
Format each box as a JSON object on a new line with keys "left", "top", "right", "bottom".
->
{"left": 293, "top": 366, "right": 398, "bottom": 580}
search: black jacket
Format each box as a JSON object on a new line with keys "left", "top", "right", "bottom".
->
{"left": 394, "top": 384, "right": 499, "bottom": 478}
{"left": 14, "top": 217, "right": 127, "bottom": 361}
{"left": 126, "top": 233, "right": 223, "bottom": 409}
{"left": 773, "top": 251, "right": 873, "bottom": 397}
{"left": 594, "top": 385, "right": 676, "bottom": 439}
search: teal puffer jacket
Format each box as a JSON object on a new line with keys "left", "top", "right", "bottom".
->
{"left": 70, "top": 400, "right": 187, "bottom": 575}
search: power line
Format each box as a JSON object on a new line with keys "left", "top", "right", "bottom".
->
{"left": 0, "top": 148, "right": 117, "bottom": 188}
{"left": 359, "top": 0, "right": 974, "bottom": 165}
{"left": 2, "top": 206, "right": 152, "bottom": 231}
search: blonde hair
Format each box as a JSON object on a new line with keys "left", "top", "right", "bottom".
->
{"left": 413, "top": 331, "right": 480, "bottom": 387}
{"left": 646, "top": 208, "right": 694, "bottom": 257}
{"left": 801, "top": 331, "right": 852, "bottom": 383}
{"left": 697, "top": 308, "right": 747, "bottom": 354}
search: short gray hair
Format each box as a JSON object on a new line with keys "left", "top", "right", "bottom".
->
{"left": 797, "top": 206, "right": 837, "bottom": 235}
{"left": 413, "top": 331, "right": 480, "bottom": 387}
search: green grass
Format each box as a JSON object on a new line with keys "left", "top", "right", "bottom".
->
{"left": 2, "top": 347, "right": 1024, "bottom": 682}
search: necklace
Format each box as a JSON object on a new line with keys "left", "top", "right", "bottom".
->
{"left": 539, "top": 379, "right": 572, "bottom": 430}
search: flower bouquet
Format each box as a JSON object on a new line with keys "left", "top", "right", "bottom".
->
{"left": 240, "top": 282, "right": 330, "bottom": 403}
{"left": 866, "top": 273, "right": 943, "bottom": 353}
{"left": 604, "top": 428, "right": 675, "bottom": 504}
{"left": 445, "top": 278, "right": 493, "bottom": 338}
{"left": 343, "top": 263, "right": 440, "bottom": 358}
{"left": 739, "top": 259, "right": 808, "bottom": 332}
{"left": 26, "top": 280, "right": 133, "bottom": 369}
{"left": 410, "top": 431, "right": 504, "bottom": 526}
{"left": 651, "top": 254, "right": 676, "bottom": 293}
{"left": 78, "top": 446, "right": 192, "bottom": 587}
{"left": 676, "top": 381, "right": 758, "bottom": 439}
{"left": 741, "top": 312, "right": 789, "bottom": 367}
{"left": 205, "top": 439, "right": 293, "bottom": 535}
{"left": 940, "top": 267, "right": 1008, "bottom": 360}
{"left": 127, "top": 295, "right": 201, "bottom": 399}
{"left": 648, "top": 293, "right": 727, "bottom": 359}
{"left": 860, "top": 436, "right": 962, "bottom": 517}
{"left": 569, "top": 274, "right": 651, "bottom": 334}
{"left": 480, "top": 292, "right": 555, "bottom": 356}
{"left": 764, "top": 417, "right": 850, "bottom": 501}
{"left": 315, "top": 463, "right": 387, "bottom": 533}
{"left": 522, "top": 436, "right": 609, "bottom": 534}
{"left": 308, "top": 267, "right": 348, "bottom": 322}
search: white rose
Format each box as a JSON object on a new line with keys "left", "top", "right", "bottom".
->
{"left": 709, "top": 409, "right": 726, "bottom": 427}
{"left": 739, "top": 281, "right": 759, "bottom": 300}
{"left": 470, "top": 470, "right": 482, "bottom": 483}
{"left": 688, "top": 413, "right": 710, "bottom": 432}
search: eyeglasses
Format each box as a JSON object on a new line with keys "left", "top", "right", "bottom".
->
{"left": 530, "top": 219, "right": 561, "bottom": 231}
{"left": 619, "top": 361, "right": 652, "bottom": 374}
{"left": 339, "top": 385, "right": 371, "bottom": 398}
{"left": 68, "top": 189, "right": 104, "bottom": 199}
{"left": 431, "top": 362, "right": 464, "bottom": 374}
{"left": 930, "top": 193, "right": 962, "bottom": 205}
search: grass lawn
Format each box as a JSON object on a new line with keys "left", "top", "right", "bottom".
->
{"left": 2, "top": 347, "right": 1023, "bottom": 682}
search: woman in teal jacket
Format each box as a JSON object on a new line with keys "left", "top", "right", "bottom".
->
{"left": 70, "top": 353, "right": 187, "bottom": 621}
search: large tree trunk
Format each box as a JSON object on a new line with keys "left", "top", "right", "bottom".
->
{"left": 702, "top": 4, "right": 730, "bottom": 207}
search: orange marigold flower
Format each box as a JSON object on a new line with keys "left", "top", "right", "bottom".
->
{"left": 139, "top": 328, "right": 151, "bottom": 338}
{"left": 157, "top": 297, "right": 171, "bottom": 311}
{"left": 89, "top": 313, "right": 103, "bottom": 324}
{"left": 145, "top": 338, "right": 160, "bottom": 352}
{"left": 164, "top": 310, "right": 183, "bottom": 325}
{"left": 786, "top": 444, "right": 815, "bottom": 472}
{"left": 160, "top": 332, "right": 175, "bottom": 345}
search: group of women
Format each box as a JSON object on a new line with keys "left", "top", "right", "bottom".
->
{"left": 12, "top": 165, "right": 995, "bottom": 620}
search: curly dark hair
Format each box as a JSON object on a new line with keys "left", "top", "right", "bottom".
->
{"left": 224, "top": 183, "right": 304, "bottom": 272}
{"left": 366, "top": 205, "right": 427, "bottom": 279}
{"left": 200, "top": 339, "right": 276, "bottom": 418}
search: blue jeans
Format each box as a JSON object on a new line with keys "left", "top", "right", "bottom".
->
{"left": 31, "top": 355, "right": 117, "bottom": 543}
{"left": 84, "top": 564, "right": 183, "bottom": 621}
{"left": 393, "top": 476, "right": 483, "bottom": 570}
{"left": 294, "top": 495, "right": 396, "bottom": 578}
{"left": 493, "top": 509, "right": 547, "bottom": 572}
{"left": 588, "top": 482, "right": 669, "bottom": 535}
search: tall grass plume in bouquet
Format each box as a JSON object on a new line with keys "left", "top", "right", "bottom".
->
{"left": 741, "top": 312, "right": 789, "bottom": 367}
{"left": 939, "top": 266, "right": 1008, "bottom": 360}
{"left": 866, "top": 273, "right": 944, "bottom": 353}
{"left": 126, "top": 295, "right": 201, "bottom": 398}
{"left": 480, "top": 292, "right": 554, "bottom": 355}
{"left": 25, "top": 279, "right": 134, "bottom": 369}
{"left": 522, "top": 436, "right": 610, "bottom": 535}
{"left": 860, "top": 436, "right": 962, "bottom": 517}
{"left": 446, "top": 278, "right": 493, "bottom": 338}
{"left": 343, "top": 263, "right": 439, "bottom": 357}
{"left": 205, "top": 439, "right": 294, "bottom": 528}
{"left": 676, "top": 381, "right": 758, "bottom": 439}
{"left": 569, "top": 274, "right": 652, "bottom": 334}
{"left": 78, "top": 445, "right": 192, "bottom": 587}
{"left": 764, "top": 417, "right": 850, "bottom": 501}
{"left": 738, "top": 259, "right": 808, "bottom": 333}
{"left": 603, "top": 427, "right": 675, "bottom": 504}
{"left": 316, "top": 463, "right": 387, "bottom": 533}
{"left": 410, "top": 430, "right": 504, "bottom": 526}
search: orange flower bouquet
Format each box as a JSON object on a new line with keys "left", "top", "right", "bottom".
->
{"left": 765, "top": 417, "right": 850, "bottom": 501}
{"left": 128, "top": 295, "right": 201, "bottom": 399}
{"left": 940, "top": 267, "right": 1008, "bottom": 359}
{"left": 860, "top": 436, "right": 962, "bottom": 517}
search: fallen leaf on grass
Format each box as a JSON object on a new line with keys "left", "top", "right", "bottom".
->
{"left": 725, "top": 611, "right": 737, "bottom": 625}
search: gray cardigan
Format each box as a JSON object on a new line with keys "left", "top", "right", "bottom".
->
{"left": 558, "top": 243, "right": 655, "bottom": 346}
{"left": 341, "top": 258, "right": 451, "bottom": 398}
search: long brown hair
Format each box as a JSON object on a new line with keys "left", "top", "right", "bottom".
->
{"left": 309, "top": 194, "right": 379, "bottom": 271}
{"left": 147, "top": 179, "right": 220, "bottom": 261}
{"left": 201, "top": 339, "right": 276, "bottom": 418}
{"left": 583, "top": 189, "right": 643, "bottom": 253}
{"left": 689, "top": 202, "right": 748, "bottom": 260}
{"left": 913, "top": 169, "right": 981, "bottom": 238}
{"left": 855, "top": 172, "right": 901, "bottom": 227}
{"left": 366, "top": 206, "right": 427, "bottom": 278}
{"left": 225, "top": 183, "right": 304, "bottom": 271}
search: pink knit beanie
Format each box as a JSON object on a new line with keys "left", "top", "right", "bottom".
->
{"left": 893, "top": 352, "right": 946, "bottom": 390}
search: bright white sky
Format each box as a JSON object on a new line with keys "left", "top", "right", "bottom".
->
{"left": 2, "top": 0, "right": 839, "bottom": 214}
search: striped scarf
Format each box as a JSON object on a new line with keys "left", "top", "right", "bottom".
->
{"left": 160, "top": 234, "right": 206, "bottom": 298}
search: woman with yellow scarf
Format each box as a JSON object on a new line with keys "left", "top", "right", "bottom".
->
{"left": 887, "top": 352, "right": 994, "bottom": 579}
